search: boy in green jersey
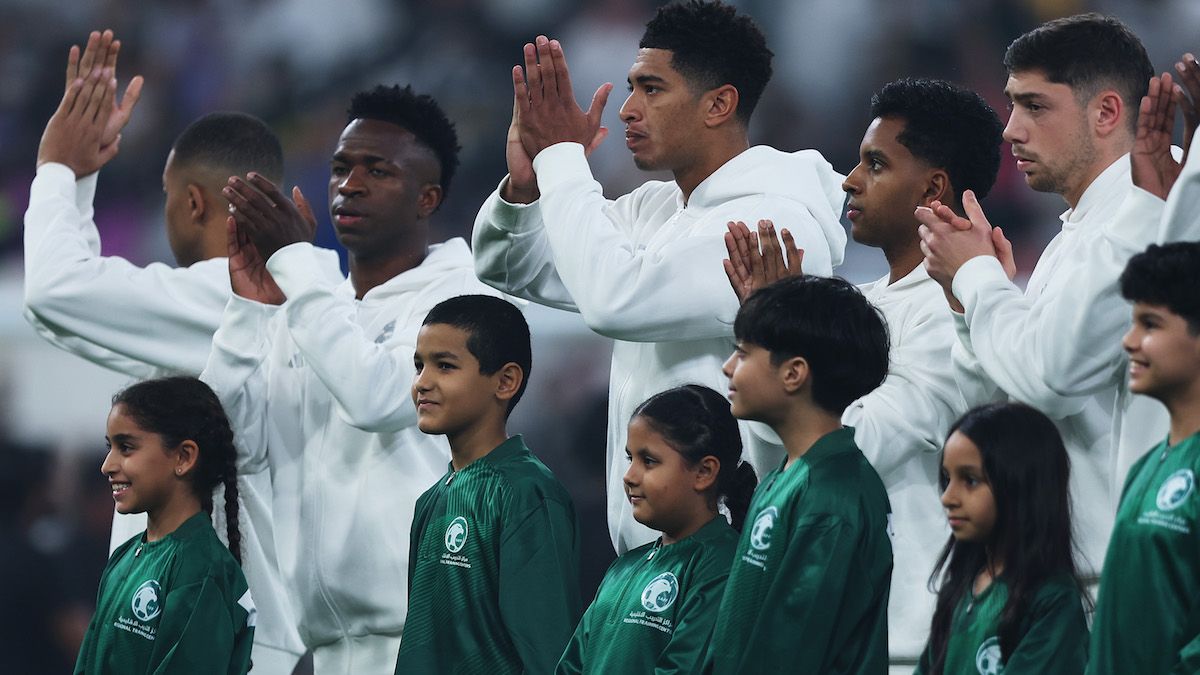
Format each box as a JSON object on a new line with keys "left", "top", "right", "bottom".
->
{"left": 1089, "top": 242, "right": 1200, "bottom": 674}
{"left": 707, "top": 275, "right": 893, "bottom": 674}
{"left": 395, "top": 295, "right": 581, "bottom": 674}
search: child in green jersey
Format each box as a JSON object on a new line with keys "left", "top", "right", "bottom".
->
{"left": 707, "top": 275, "right": 893, "bottom": 674}
{"left": 557, "top": 385, "right": 758, "bottom": 674}
{"left": 396, "top": 295, "right": 580, "bottom": 675}
{"left": 1088, "top": 243, "right": 1200, "bottom": 674}
{"left": 916, "top": 403, "right": 1089, "bottom": 675}
{"left": 75, "top": 376, "right": 255, "bottom": 675}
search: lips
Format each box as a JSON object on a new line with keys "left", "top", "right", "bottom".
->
{"left": 332, "top": 203, "right": 366, "bottom": 227}
{"left": 110, "top": 482, "right": 131, "bottom": 499}
{"left": 846, "top": 203, "right": 863, "bottom": 221}
{"left": 625, "top": 128, "right": 648, "bottom": 150}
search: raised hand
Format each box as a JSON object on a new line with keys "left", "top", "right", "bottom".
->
{"left": 37, "top": 67, "right": 118, "bottom": 176}
{"left": 226, "top": 216, "right": 285, "bottom": 305}
{"left": 223, "top": 174, "right": 318, "bottom": 260}
{"left": 502, "top": 97, "right": 540, "bottom": 204}
{"left": 1132, "top": 73, "right": 1183, "bottom": 200}
{"left": 63, "top": 30, "right": 143, "bottom": 167}
{"left": 1174, "top": 53, "right": 1200, "bottom": 165}
{"left": 916, "top": 190, "right": 997, "bottom": 291}
{"left": 513, "top": 36, "right": 612, "bottom": 160}
{"left": 723, "top": 220, "right": 804, "bottom": 304}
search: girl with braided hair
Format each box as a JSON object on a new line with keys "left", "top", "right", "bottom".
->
{"left": 74, "top": 376, "right": 255, "bottom": 674}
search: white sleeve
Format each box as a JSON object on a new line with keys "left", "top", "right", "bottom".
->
{"left": 949, "top": 312, "right": 1005, "bottom": 409}
{"left": 200, "top": 295, "right": 277, "bottom": 474}
{"left": 1160, "top": 134, "right": 1200, "bottom": 242}
{"left": 845, "top": 301, "right": 964, "bottom": 477}
{"left": 471, "top": 178, "right": 580, "bottom": 312}
{"left": 949, "top": 188, "right": 1164, "bottom": 418}
{"left": 530, "top": 142, "right": 832, "bottom": 342}
{"left": 23, "top": 163, "right": 229, "bottom": 377}
{"left": 266, "top": 242, "right": 468, "bottom": 433}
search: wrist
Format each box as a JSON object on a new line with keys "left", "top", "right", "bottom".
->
{"left": 501, "top": 176, "right": 539, "bottom": 204}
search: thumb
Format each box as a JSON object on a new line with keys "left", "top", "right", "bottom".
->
{"left": 587, "top": 82, "right": 613, "bottom": 128}
{"left": 992, "top": 226, "right": 1016, "bottom": 280}
{"left": 226, "top": 216, "right": 239, "bottom": 257}
{"left": 963, "top": 190, "right": 992, "bottom": 230}
{"left": 585, "top": 126, "right": 608, "bottom": 156}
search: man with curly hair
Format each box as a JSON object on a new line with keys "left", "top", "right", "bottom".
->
{"left": 473, "top": 0, "right": 847, "bottom": 556}
{"left": 203, "top": 85, "right": 503, "bottom": 673}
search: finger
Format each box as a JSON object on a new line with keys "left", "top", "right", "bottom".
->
{"left": 962, "top": 190, "right": 992, "bottom": 230}
{"left": 758, "top": 220, "right": 782, "bottom": 280}
{"left": 549, "top": 39, "right": 574, "bottom": 104}
{"left": 76, "top": 68, "right": 110, "bottom": 121}
{"left": 918, "top": 223, "right": 933, "bottom": 242}
{"left": 920, "top": 238, "right": 934, "bottom": 259}
{"left": 512, "top": 66, "right": 531, "bottom": 116}
{"left": 116, "top": 75, "right": 144, "bottom": 119}
{"left": 585, "top": 126, "right": 608, "bottom": 156}
{"left": 992, "top": 226, "right": 1016, "bottom": 277}
{"left": 223, "top": 179, "right": 272, "bottom": 222}
{"left": 247, "top": 172, "right": 289, "bottom": 208}
{"left": 536, "top": 36, "right": 558, "bottom": 101}
{"left": 94, "top": 72, "right": 117, "bottom": 126}
{"left": 294, "top": 186, "right": 317, "bottom": 228}
{"left": 1176, "top": 54, "right": 1200, "bottom": 104}
{"left": 98, "top": 133, "right": 122, "bottom": 164}
{"left": 226, "top": 216, "right": 240, "bottom": 257}
{"left": 78, "top": 31, "right": 100, "bottom": 79}
{"left": 56, "top": 77, "right": 84, "bottom": 117}
{"left": 745, "top": 230, "right": 763, "bottom": 283}
{"left": 587, "top": 83, "right": 613, "bottom": 132}
{"left": 66, "top": 44, "right": 80, "bottom": 88}
{"left": 105, "top": 37, "right": 120, "bottom": 74}
{"left": 723, "top": 259, "right": 743, "bottom": 299}
{"left": 728, "top": 221, "right": 752, "bottom": 265}
{"left": 523, "top": 43, "right": 542, "bottom": 105}
{"left": 780, "top": 228, "right": 804, "bottom": 275}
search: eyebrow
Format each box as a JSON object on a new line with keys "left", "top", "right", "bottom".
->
{"left": 108, "top": 433, "right": 136, "bottom": 444}
{"left": 331, "top": 151, "right": 393, "bottom": 165}
{"left": 629, "top": 74, "right": 668, "bottom": 87}
{"left": 1005, "top": 90, "right": 1047, "bottom": 105}
{"left": 429, "top": 351, "right": 461, "bottom": 360}
{"left": 864, "top": 149, "right": 888, "bottom": 162}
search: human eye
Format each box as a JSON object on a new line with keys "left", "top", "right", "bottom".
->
{"left": 369, "top": 167, "right": 389, "bottom": 178}
{"left": 438, "top": 361, "right": 457, "bottom": 371}
{"left": 413, "top": 358, "right": 424, "bottom": 373}
{"left": 330, "top": 163, "right": 348, "bottom": 177}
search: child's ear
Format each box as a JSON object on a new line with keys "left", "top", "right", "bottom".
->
{"left": 174, "top": 440, "right": 200, "bottom": 477}
{"left": 779, "top": 356, "right": 810, "bottom": 394}
{"left": 693, "top": 456, "right": 720, "bottom": 492}
{"left": 494, "top": 362, "right": 524, "bottom": 403}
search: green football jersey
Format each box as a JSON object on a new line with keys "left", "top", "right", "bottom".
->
{"left": 914, "top": 577, "right": 1087, "bottom": 675}
{"left": 73, "top": 511, "right": 255, "bottom": 675}
{"left": 705, "top": 427, "right": 893, "bottom": 674}
{"left": 557, "top": 516, "right": 738, "bottom": 674}
{"left": 1089, "top": 432, "right": 1200, "bottom": 674}
{"left": 395, "top": 435, "right": 581, "bottom": 675}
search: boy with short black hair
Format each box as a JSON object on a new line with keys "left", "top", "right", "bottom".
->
{"left": 708, "top": 275, "right": 893, "bottom": 674}
{"left": 1089, "top": 243, "right": 1200, "bottom": 674}
{"left": 395, "top": 294, "right": 581, "bottom": 674}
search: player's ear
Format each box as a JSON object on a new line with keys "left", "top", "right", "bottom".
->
{"left": 779, "top": 355, "right": 809, "bottom": 394}
{"left": 923, "top": 170, "right": 951, "bottom": 207}
{"left": 187, "top": 183, "right": 206, "bottom": 224}
{"left": 694, "top": 455, "right": 719, "bottom": 492}
{"left": 704, "top": 84, "right": 740, "bottom": 129}
{"left": 494, "top": 362, "right": 523, "bottom": 404}
{"left": 417, "top": 183, "right": 443, "bottom": 219}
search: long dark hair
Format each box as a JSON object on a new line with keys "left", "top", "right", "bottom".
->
{"left": 926, "top": 403, "right": 1088, "bottom": 674}
{"left": 631, "top": 385, "right": 758, "bottom": 531}
{"left": 112, "top": 377, "right": 243, "bottom": 564}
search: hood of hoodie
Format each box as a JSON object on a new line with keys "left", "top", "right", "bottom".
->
{"left": 686, "top": 145, "right": 847, "bottom": 267}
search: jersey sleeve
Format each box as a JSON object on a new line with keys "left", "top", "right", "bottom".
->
{"left": 527, "top": 142, "right": 831, "bottom": 343}
{"left": 653, "top": 554, "right": 731, "bottom": 674}
{"left": 1000, "top": 583, "right": 1088, "bottom": 674}
{"left": 147, "top": 577, "right": 253, "bottom": 675}
{"left": 265, "top": 242, "right": 481, "bottom": 434}
{"left": 554, "top": 603, "right": 591, "bottom": 675}
{"left": 949, "top": 187, "right": 1164, "bottom": 417}
{"left": 471, "top": 179, "right": 580, "bottom": 312}
{"left": 23, "top": 163, "right": 230, "bottom": 377}
{"left": 1172, "top": 633, "right": 1200, "bottom": 674}
{"left": 498, "top": 492, "right": 582, "bottom": 675}
{"left": 201, "top": 295, "right": 277, "bottom": 474}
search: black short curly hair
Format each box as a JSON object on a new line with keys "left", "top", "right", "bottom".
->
{"left": 347, "top": 85, "right": 461, "bottom": 198}
{"left": 1004, "top": 13, "right": 1150, "bottom": 132}
{"left": 869, "top": 78, "right": 1003, "bottom": 201}
{"left": 1120, "top": 242, "right": 1200, "bottom": 334}
{"left": 639, "top": 0, "right": 772, "bottom": 124}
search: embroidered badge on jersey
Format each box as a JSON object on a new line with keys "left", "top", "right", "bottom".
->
{"left": 115, "top": 579, "right": 161, "bottom": 641}
{"left": 442, "top": 516, "right": 472, "bottom": 568}
{"left": 623, "top": 572, "right": 680, "bottom": 635}
{"left": 741, "top": 506, "right": 778, "bottom": 570}
{"left": 1139, "top": 469, "right": 1196, "bottom": 534}
{"left": 975, "top": 636, "right": 1002, "bottom": 675}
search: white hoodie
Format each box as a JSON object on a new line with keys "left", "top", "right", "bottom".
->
{"left": 473, "top": 142, "right": 846, "bottom": 553}
{"left": 202, "top": 238, "right": 501, "bottom": 648}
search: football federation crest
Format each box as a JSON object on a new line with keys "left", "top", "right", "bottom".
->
{"left": 444, "top": 516, "right": 469, "bottom": 553}
{"left": 640, "top": 572, "right": 679, "bottom": 613}
{"left": 131, "top": 580, "right": 162, "bottom": 622}
{"left": 975, "top": 636, "right": 1002, "bottom": 675}
{"left": 1157, "top": 469, "right": 1195, "bottom": 511}
{"left": 750, "top": 506, "right": 778, "bottom": 551}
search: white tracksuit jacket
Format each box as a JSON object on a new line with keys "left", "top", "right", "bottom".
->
{"left": 22, "top": 162, "right": 309, "bottom": 673}
{"left": 202, "top": 238, "right": 500, "bottom": 651}
{"left": 472, "top": 142, "right": 847, "bottom": 554}
{"left": 950, "top": 154, "right": 1171, "bottom": 580}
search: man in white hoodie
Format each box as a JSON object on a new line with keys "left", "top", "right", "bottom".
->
{"left": 472, "top": 0, "right": 846, "bottom": 555}
{"left": 203, "top": 84, "right": 502, "bottom": 674}
{"left": 917, "top": 14, "right": 1168, "bottom": 592}
{"left": 725, "top": 78, "right": 1003, "bottom": 674}
{"left": 23, "top": 31, "right": 308, "bottom": 673}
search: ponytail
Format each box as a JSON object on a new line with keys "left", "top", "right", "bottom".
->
{"left": 722, "top": 460, "right": 759, "bottom": 532}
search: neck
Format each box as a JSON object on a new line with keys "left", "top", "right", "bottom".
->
{"left": 673, "top": 134, "right": 749, "bottom": 203}
{"left": 1165, "top": 389, "right": 1200, "bottom": 446}
{"left": 448, "top": 419, "right": 508, "bottom": 471}
{"left": 772, "top": 407, "right": 843, "bottom": 468}
{"left": 660, "top": 508, "right": 718, "bottom": 546}
{"left": 349, "top": 247, "right": 426, "bottom": 299}
{"left": 145, "top": 492, "right": 203, "bottom": 542}
{"left": 1062, "top": 144, "right": 1128, "bottom": 210}
{"left": 881, "top": 240, "right": 924, "bottom": 285}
